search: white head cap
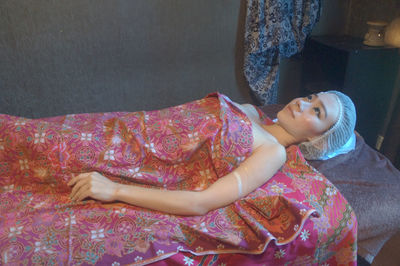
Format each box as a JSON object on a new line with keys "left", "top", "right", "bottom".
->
{"left": 298, "top": 90, "right": 357, "bottom": 160}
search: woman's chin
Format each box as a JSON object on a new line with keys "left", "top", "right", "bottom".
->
{"left": 277, "top": 109, "right": 292, "bottom": 123}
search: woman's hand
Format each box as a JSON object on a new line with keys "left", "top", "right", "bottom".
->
{"left": 68, "top": 172, "right": 120, "bottom": 202}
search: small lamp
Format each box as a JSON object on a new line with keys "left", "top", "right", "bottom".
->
{"left": 363, "top": 21, "right": 388, "bottom": 46}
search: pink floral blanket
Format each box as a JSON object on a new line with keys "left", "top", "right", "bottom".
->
{"left": 0, "top": 93, "right": 356, "bottom": 265}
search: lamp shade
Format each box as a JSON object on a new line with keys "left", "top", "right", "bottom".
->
{"left": 385, "top": 17, "right": 400, "bottom": 47}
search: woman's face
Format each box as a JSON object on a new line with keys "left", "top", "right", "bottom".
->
{"left": 277, "top": 93, "right": 340, "bottom": 142}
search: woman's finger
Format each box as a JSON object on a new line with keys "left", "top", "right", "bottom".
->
{"left": 71, "top": 182, "right": 91, "bottom": 202}
{"left": 70, "top": 177, "right": 90, "bottom": 199}
{"left": 68, "top": 172, "right": 87, "bottom": 186}
{"left": 75, "top": 190, "right": 92, "bottom": 202}
{"left": 75, "top": 183, "right": 92, "bottom": 202}
{"left": 67, "top": 174, "right": 77, "bottom": 186}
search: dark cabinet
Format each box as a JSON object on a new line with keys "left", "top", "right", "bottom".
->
{"left": 302, "top": 35, "right": 400, "bottom": 148}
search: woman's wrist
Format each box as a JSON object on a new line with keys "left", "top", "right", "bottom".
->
{"left": 113, "top": 183, "right": 127, "bottom": 202}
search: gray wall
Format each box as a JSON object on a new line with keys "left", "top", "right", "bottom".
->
{"left": 0, "top": 1, "right": 251, "bottom": 118}
{"left": 2, "top": 0, "right": 398, "bottom": 117}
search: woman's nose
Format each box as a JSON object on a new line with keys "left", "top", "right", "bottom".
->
{"left": 298, "top": 100, "right": 310, "bottom": 112}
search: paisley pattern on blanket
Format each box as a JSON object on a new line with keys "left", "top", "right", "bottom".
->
{"left": 0, "top": 93, "right": 356, "bottom": 265}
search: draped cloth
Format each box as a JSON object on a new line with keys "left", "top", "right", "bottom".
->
{"left": 244, "top": 0, "right": 321, "bottom": 105}
{"left": 0, "top": 93, "right": 356, "bottom": 265}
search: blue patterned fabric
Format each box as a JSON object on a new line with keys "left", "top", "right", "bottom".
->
{"left": 244, "top": 0, "right": 321, "bottom": 105}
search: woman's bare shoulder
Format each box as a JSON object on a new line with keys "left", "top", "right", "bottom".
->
{"left": 240, "top": 103, "right": 260, "bottom": 121}
{"left": 230, "top": 102, "right": 260, "bottom": 121}
{"left": 232, "top": 102, "right": 285, "bottom": 161}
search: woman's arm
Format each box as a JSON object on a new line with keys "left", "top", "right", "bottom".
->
{"left": 68, "top": 143, "right": 286, "bottom": 216}
{"left": 199, "top": 143, "right": 285, "bottom": 213}
{"left": 68, "top": 172, "right": 205, "bottom": 215}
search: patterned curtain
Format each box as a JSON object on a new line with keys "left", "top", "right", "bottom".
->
{"left": 244, "top": 0, "right": 321, "bottom": 105}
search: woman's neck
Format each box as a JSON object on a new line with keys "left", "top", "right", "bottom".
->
{"left": 261, "top": 123, "right": 301, "bottom": 148}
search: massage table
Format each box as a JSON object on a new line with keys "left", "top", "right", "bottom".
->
{"left": 0, "top": 100, "right": 398, "bottom": 265}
